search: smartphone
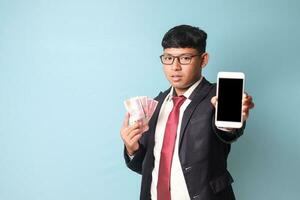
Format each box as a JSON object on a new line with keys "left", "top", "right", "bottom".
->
{"left": 215, "top": 72, "right": 245, "bottom": 128}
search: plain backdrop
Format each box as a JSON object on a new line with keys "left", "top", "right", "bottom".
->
{"left": 1, "top": 0, "right": 299, "bottom": 199}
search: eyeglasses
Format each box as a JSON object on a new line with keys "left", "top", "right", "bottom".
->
{"left": 159, "top": 54, "right": 202, "bottom": 65}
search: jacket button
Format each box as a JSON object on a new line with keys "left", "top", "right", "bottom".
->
{"left": 184, "top": 166, "right": 192, "bottom": 172}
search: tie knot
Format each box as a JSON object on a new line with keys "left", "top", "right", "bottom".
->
{"left": 172, "top": 95, "right": 186, "bottom": 108}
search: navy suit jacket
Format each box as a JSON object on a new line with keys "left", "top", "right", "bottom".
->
{"left": 124, "top": 78, "right": 245, "bottom": 200}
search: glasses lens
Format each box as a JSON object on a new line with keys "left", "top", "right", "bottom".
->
{"left": 161, "top": 55, "right": 174, "bottom": 64}
{"left": 179, "top": 55, "right": 192, "bottom": 64}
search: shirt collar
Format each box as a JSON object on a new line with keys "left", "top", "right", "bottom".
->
{"left": 166, "top": 76, "right": 203, "bottom": 101}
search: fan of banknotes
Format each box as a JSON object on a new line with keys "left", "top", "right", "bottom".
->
{"left": 124, "top": 96, "right": 158, "bottom": 126}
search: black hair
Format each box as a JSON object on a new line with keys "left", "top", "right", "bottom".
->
{"left": 161, "top": 25, "right": 207, "bottom": 54}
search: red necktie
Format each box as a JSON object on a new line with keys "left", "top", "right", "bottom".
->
{"left": 157, "top": 95, "right": 186, "bottom": 200}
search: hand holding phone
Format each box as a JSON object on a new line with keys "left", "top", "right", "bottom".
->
{"left": 215, "top": 72, "right": 245, "bottom": 128}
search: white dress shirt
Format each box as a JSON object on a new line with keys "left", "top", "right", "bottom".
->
{"left": 127, "top": 76, "right": 233, "bottom": 199}
{"left": 150, "top": 77, "right": 203, "bottom": 200}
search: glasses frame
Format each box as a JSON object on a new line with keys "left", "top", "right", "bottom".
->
{"left": 159, "top": 53, "right": 202, "bottom": 65}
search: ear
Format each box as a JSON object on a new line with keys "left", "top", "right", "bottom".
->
{"left": 200, "top": 52, "right": 209, "bottom": 68}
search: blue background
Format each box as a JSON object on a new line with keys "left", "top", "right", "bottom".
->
{"left": 1, "top": 0, "right": 299, "bottom": 199}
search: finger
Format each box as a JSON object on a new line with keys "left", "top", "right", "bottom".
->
{"left": 242, "top": 95, "right": 253, "bottom": 105}
{"left": 121, "top": 122, "right": 140, "bottom": 138}
{"left": 126, "top": 122, "right": 140, "bottom": 134}
{"left": 242, "top": 102, "right": 255, "bottom": 111}
{"left": 129, "top": 123, "right": 149, "bottom": 138}
{"left": 130, "top": 132, "right": 143, "bottom": 144}
{"left": 242, "top": 102, "right": 254, "bottom": 111}
{"left": 242, "top": 106, "right": 249, "bottom": 112}
{"left": 248, "top": 102, "right": 255, "bottom": 109}
{"left": 242, "top": 111, "right": 249, "bottom": 121}
{"left": 242, "top": 94, "right": 251, "bottom": 102}
{"left": 128, "top": 128, "right": 143, "bottom": 140}
{"left": 121, "top": 126, "right": 139, "bottom": 141}
{"left": 210, "top": 96, "right": 218, "bottom": 107}
{"left": 242, "top": 105, "right": 247, "bottom": 112}
{"left": 122, "top": 112, "right": 130, "bottom": 128}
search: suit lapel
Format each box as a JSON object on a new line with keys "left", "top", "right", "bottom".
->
{"left": 178, "top": 78, "right": 213, "bottom": 148}
{"left": 146, "top": 79, "right": 212, "bottom": 151}
{"left": 147, "top": 88, "right": 170, "bottom": 148}
{"left": 149, "top": 89, "right": 170, "bottom": 129}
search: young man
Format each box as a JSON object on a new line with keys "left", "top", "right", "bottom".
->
{"left": 120, "top": 25, "right": 254, "bottom": 200}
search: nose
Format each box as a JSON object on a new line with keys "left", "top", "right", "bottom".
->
{"left": 171, "top": 57, "right": 182, "bottom": 71}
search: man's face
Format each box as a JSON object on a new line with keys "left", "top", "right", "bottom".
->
{"left": 162, "top": 48, "right": 208, "bottom": 95}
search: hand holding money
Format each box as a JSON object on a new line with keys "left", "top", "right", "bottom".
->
{"left": 120, "top": 113, "right": 148, "bottom": 155}
{"left": 123, "top": 96, "right": 158, "bottom": 126}
{"left": 121, "top": 96, "right": 158, "bottom": 156}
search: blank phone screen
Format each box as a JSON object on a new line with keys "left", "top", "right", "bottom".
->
{"left": 217, "top": 78, "right": 243, "bottom": 122}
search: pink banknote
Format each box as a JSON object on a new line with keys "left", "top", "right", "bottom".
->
{"left": 147, "top": 98, "right": 158, "bottom": 119}
{"left": 124, "top": 97, "right": 146, "bottom": 125}
{"left": 124, "top": 96, "right": 158, "bottom": 126}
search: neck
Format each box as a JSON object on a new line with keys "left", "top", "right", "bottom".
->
{"left": 174, "top": 88, "right": 186, "bottom": 96}
{"left": 174, "top": 77, "right": 202, "bottom": 96}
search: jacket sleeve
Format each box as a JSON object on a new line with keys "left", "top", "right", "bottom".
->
{"left": 212, "top": 115, "right": 246, "bottom": 144}
{"left": 123, "top": 91, "right": 164, "bottom": 175}
{"left": 123, "top": 141, "right": 146, "bottom": 175}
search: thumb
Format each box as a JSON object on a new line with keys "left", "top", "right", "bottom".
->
{"left": 122, "top": 112, "right": 130, "bottom": 128}
{"left": 211, "top": 96, "right": 218, "bottom": 108}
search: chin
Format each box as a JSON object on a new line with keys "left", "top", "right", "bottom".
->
{"left": 171, "top": 82, "right": 188, "bottom": 89}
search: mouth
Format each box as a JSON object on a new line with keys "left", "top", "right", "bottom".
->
{"left": 171, "top": 75, "right": 182, "bottom": 82}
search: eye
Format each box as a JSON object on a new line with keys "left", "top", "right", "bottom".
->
{"left": 180, "top": 56, "right": 192, "bottom": 61}
{"left": 163, "top": 56, "right": 173, "bottom": 61}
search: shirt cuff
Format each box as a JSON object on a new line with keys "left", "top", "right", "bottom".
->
{"left": 127, "top": 152, "right": 135, "bottom": 161}
{"left": 217, "top": 127, "right": 235, "bottom": 132}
